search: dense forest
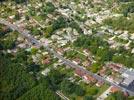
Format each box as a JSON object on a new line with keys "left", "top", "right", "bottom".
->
{"left": 0, "top": 50, "right": 60, "bottom": 100}
{"left": 0, "top": 26, "right": 60, "bottom": 100}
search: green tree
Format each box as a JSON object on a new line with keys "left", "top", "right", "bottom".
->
{"left": 60, "top": 80, "right": 75, "bottom": 94}
{"left": 48, "top": 69, "right": 64, "bottom": 90}
{"left": 106, "top": 92, "right": 127, "bottom": 100}
{"left": 0, "top": 51, "right": 37, "bottom": 100}
{"left": 84, "top": 96, "right": 94, "bottom": 100}
{"left": 44, "top": 25, "right": 53, "bottom": 38}
{"left": 123, "top": 10, "right": 128, "bottom": 17}
{"left": 52, "top": 16, "right": 68, "bottom": 31}
{"left": 90, "top": 63, "right": 101, "bottom": 73}
{"left": 44, "top": 2, "right": 55, "bottom": 14}
{"left": 75, "top": 85, "right": 85, "bottom": 96}
{"left": 87, "top": 87, "right": 98, "bottom": 95}
{"left": 18, "top": 79, "right": 60, "bottom": 100}
{"left": 15, "top": 12, "right": 21, "bottom": 20}
{"left": 14, "top": 0, "right": 27, "bottom": 4}
{"left": 69, "top": 21, "right": 82, "bottom": 33}
{"left": 25, "top": 15, "right": 30, "bottom": 20}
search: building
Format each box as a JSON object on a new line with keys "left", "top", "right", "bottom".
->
{"left": 73, "top": 58, "right": 81, "bottom": 65}
{"left": 96, "top": 81, "right": 104, "bottom": 87}
{"left": 42, "top": 56, "right": 50, "bottom": 65}
{"left": 75, "top": 69, "right": 85, "bottom": 77}
{"left": 110, "top": 86, "right": 120, "bottom": 93}
{"left": 83, "top": 74, "right": 97, "bottom": 83}
{"left": 122, "top": 69, "right": 134, "bottom": 86}
{"left": 41, "top": 68, "right": 50, "bottom": 76}
{"left": 106, "top": 63, "right": 122, "bottom": 72}
{"left": 75, "top": 68, "right": 97, "bottom": 83}
{"left": 98, "top": 67, "right": 106, "bottom": 76}
{"left": 114, "top": 77, "right": 123, "bottom": 85}
{"left": 56, "top": 48, "right": 64, "bottom": 55}
{"left": 82, "top": 60, "right": 91, "bottom": 67}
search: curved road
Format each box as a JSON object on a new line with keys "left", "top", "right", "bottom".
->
{"left": 0, "top": 19, "right": 134, "bottom": 96}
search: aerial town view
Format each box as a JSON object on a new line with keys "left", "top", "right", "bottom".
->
{"left": 0, "top": 0, "right": 134, "bottom": 100}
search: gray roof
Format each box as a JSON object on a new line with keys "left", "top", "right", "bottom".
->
{"left": 122, "top": 70, "right": 134, "bottom": 86}
{"left": 124, "top": 70, "right": 134, "bottom": 77}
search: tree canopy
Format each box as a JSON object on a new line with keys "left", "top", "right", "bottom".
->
{"left": 106, "top": 92, "right": 127, "bottom": 100}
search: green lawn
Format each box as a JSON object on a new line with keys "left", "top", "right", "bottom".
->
{"left": 95, "top": 83, "right": 110, "bottom": 97}
{"left": 79, "top": 81, "right": 110, "bottom": 99}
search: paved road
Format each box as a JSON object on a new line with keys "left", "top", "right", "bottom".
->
{"left": 0, "top": 19, "right": 134, "bottom": 96}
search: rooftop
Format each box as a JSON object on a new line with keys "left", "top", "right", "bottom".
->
{"left": 122, "top": 70, "right": 134, "bottom": 86}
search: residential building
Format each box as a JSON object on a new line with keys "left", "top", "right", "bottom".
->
{"left": 83, "top": 74, "right": 97, "bottom": 83}
{"left": 75, "top": 69, "right": 85, "bottom": 77}
{"left": 110, "top": 86, "right": 120, "bottom": 93}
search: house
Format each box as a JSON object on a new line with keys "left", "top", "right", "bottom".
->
{"left": 107, "top": 29, "right": 114, "bottom": 34}
{"left": 106, "top": 63, "right": 122, "bottom": 72}
{"left": 41, "top": 68, "right": 50, "bottom": 76}
{"left": 83, "top": 49, "right": 90, "bottom": 55}
{"left": 123, "top": 91, "right": 129, "bottom": 97}
{"left": 42, "top": 58, "right": 50, "bottom": 64}
{"left": 130, "top": 34, "right": 134, "bottom": 40}
{"left": 96, "top": 81, "right": 104, "bottom": 87}
{"left": 56, "top": 8, "right": 70, "bottom": 18}
{"left": 9, "top": 15, "right": 15, "bottom": 20}
{"left": 47, "top": 14, "right": 53, "bottom": 19}
{"left": 40, "top": 38, "right": 50, "bottom": 46}
{"left": 17, "top": 36, "right": 25, "bottom": 42}
{"left": 93, "top": 0, "right": 103, "bottom": 4}
{"left": 32, "top": 55, "right": 40, "bottom": 63}
{"left": 118, "top": 31, "right": 129, "bottom": 40}
{"left": 83, "top": 74, "right": 97, "bottom": 83}
{"left": 57, "top": 48, "right": 64, "bottom": 55}
{"left": 42, "top": 57, "right": 50, "bottom": 64}
{"left": 110, "top": 43, "right": 121, "bottom": 49}
{"left": 51, "top": 35, "right": 61, "bottom": 40}
{"left": 75, "top": 69, "right": 85, "bottom": 77}
{"left": 98, "top": 67, "right": 106, "bottom": 76}
{"left": 114, "top": 30, "right": 122, "bottom": 35}
{"left": 57, "top": 40, "right": 68, "bottom": 46}
{"left": 8, "top": 17, "right": 14, "bottom": 23}
{"left": 82, "top": 60, "right": 91, "bottom": 67}
{"left": 18, "top": 43, "right": 27, "bottom": 48}
{"left": 114, "top": 77, "right": 123, "bottom": 85}
{"left": 42, "top": 52, "right": 49, "bottom": 56}
{"left": 110, "top": 86, "right": 120, "bottom": 93}
{"left": 73, "top": 58, "right": 81, "bottom": 65}
{"left": 107, "top": 75, "right": 114, "bottom": 83}
{"left": 131, "top": 48, "right": 134, "bottom": 54}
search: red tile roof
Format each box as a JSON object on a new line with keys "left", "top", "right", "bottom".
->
{"left": 110, "top": 86, "right": 120, "bottom": 93}
{"left": 124, "top": 91, "right": 129, "bottom": 97}
{"left": 75, "top": 69, "right": 85, "bottom": 77}
{"left": 75, "top": 69, "right": 97, "bottom": 83}
{"left": 109, "top": 64, "right": 121, "bottom": 71}
{"left": 83, "top": 74, "right": 97, "bottom": 83}
{"left": 42, "top": 58, "right": 50, "bottom": 64}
